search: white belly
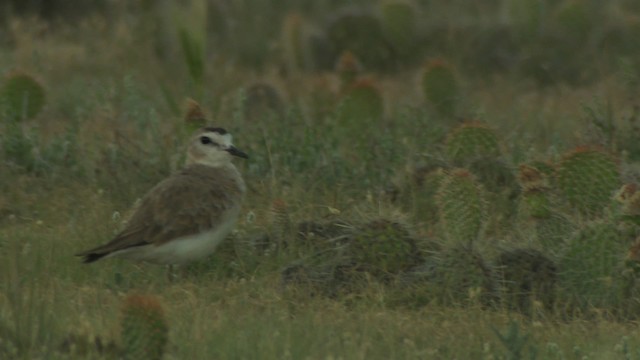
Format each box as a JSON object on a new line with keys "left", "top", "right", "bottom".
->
{"left": 112, "top": 215, "right": 238, "bottom": 265}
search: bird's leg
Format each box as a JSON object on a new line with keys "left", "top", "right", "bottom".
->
{"left": 166, "top": 264, "right": 178, "bottom": 282}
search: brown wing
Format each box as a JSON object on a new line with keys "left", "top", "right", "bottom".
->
{"left": 77, "top": 165, "right": 244, "bottom": 262}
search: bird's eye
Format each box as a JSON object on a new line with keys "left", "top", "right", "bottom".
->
{"left": 200, "top": 136, "right": 217, "bottom": 146}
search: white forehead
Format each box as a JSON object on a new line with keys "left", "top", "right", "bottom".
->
{"left": 201, "top": 131, "right": 233, "bottom": 145}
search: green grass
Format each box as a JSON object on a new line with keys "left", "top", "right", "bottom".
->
{"left": 3, "top": 1, "right": 640, "bottom": 358}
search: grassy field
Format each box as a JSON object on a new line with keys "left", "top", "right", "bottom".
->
{"left": 4, "top": 0, "right": 640, "bottom": 358}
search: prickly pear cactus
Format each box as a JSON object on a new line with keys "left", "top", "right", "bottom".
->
{"left": 517, "top": 163, "right": 575, "bottom": 250}
{"left": 445, "top": 122, "right": 501, "bottom": 163}
{"left": 120, "top": 294, "right": 168, "bottom": 360}
{"left": 614, "top": 184, "right": 640, "bottom": 227}
{"left": 559, "top": 221, "right": 629, "bottom": 309}
{"left": 446, "top": 122, "right": 514, "bottom": 193}
{"left": 556, "top": 147, "right": 620, "bottom": 216}
{"left": 335, "top": 50, "right": 362, "bottom": 90}
{"left": 337, "top": 78, "right": 384, "bottom": 124}
{"left": 348, "top": 219, "right": 421, "bottom": 278}
{"left": 435, "top": 169, "right": 487, "bottom": 245}
{"left": 326, "top": 9, "right": 394, "bottom": 71}
{"left": 553, "top": 0, "right": 592, "bottom": 42}
{"left": 397, "top": 165, "right": 447, "bottom": 226}
{"left": 507, "top": 0, "right": 548, "bottom": 40}
{"left": 0, "top": 71, "right": 46, "bottom": 122}
{"left": 379, "top": 0, "right": 417, "bottom": 58}
{"left": 518, "top": 164, "right": 553, "bottom": 219}
{"left": 281, "top": 12, "right": 309, "bottom": 72}
{"left": 421, "top": 59, "right": 459, "bottom": 117}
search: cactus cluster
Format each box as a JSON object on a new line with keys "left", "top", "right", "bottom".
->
{"left": 444, "top": 122, "right": 514, "bottom": 191}
{"left": 421, "top": 59, "right": 459, "bottom": 117}
{"left": 556, "top": 147, "right": 620, "bottom": 216}
{"left": 0, "top": 71, "right": 46, "bottom": 122}
{"left": 435, "top": 169, "right": 487, "bottom": 245}
{"left": 120, "top": 294, "right": 168, "bottom": 360}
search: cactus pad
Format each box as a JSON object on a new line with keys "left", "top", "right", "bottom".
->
{"left": 421, "top": 59, "right": 459, "bottom": 117}
{"left": 559, "top": 221, "right": 628, "bottom": 308}
{"left": 445, "top": 122, "right": 501, "bottom": 163}
{"left": 556, "top": 147, "right": 620, "bottom": 216}
{"left": 1, "top": 71, "right": 46, "bottom": 122}
{"left": 337, "top": 78, "right": 384, "bottom": 124}
{"left": 435, "top": 169, "right": 487, "bottom": 245}
{"left": 379, "top": 0, "right": 417, "bottom": 57}
{"left": 121, "top": 294, "right": 168, "bottom": 360}
{"left": 335, "top": 50, "right": 362, "bottom": 89}
{"left": 347, "top": 219, "right": 421, "bottom": 278}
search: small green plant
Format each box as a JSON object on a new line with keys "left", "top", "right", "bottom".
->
{"left": 555, "top": 146, "right": 620, "bottom": 216}
{"left": 178, "top": 26, "right": 205, "bottom": 97}
{"left": 120, "top": 294, "right": 169, "bottom": 360}
{"left": 435, "top": 169, "right": 487, "bottom": 246}
{"left": 0, "top": 71, "right": 46, "bottom": 123}
{"left": 491, "top": 320, "right": 537, "bottom": 360}
{"left": 421, "top": 59, "right": 459, "bottom": 118}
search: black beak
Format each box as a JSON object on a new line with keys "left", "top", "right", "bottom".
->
{"left": 226, "top": 146, "right": 249, "bottom": 159}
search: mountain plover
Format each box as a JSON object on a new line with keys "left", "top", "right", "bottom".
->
{"left": 76, "top": 127, "right": 247, "bottom": 265}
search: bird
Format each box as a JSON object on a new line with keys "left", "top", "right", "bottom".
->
{"left": 76, "top": 127, "right": 248, "bottom": 265}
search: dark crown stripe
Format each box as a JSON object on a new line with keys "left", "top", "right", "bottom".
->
{"left": 203, "top": 127, "right": 228, "bottom": 135}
